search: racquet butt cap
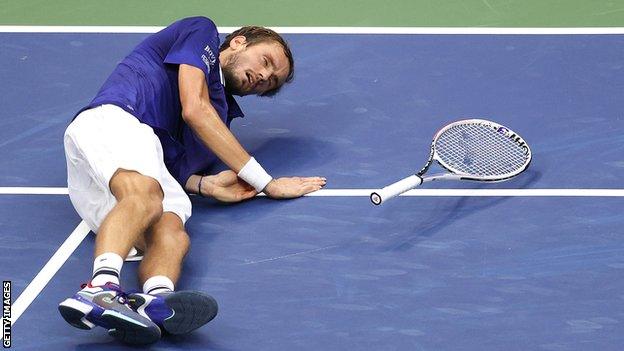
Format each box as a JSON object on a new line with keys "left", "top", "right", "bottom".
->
{"left": 370, "top": 192, "right": 382, "bottom": 205}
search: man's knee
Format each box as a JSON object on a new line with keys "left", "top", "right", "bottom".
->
{"left": 110, "top": 170, "right": 164, "bottom": 218}
{"left": 168, "top": 229, "right": 191, "bottom": 256}
{"left": 153, "top": 227, "right": 190, "bottom": 256}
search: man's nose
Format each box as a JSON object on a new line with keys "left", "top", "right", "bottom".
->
{"left": 258, "top": 67, "right": 270, "bottom": 81}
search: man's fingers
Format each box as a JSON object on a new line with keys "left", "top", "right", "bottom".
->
{"left": 300, "top": 178, "right": 326, "bottom": 187}
{"left": 301, "top": 186, "right": 321, "bottom": 195}
{"left": 235, "top": 187, "right": 258, "bottom": 200}
{"left": 299, "top": 176, "right": 325, "bottom": 182}
{"left": 209, "top": 184, "right": 257, "bottom": 202}
{"left": 292, "top": 176, "right": 326, "bottom": 186}
{"left": 244, "top": 190, "right": 258, "bottom": 199}
{"left": 263, "top": 176, "right": 327, "bottom": 199}
{"left": 298, "top": 183, "right": 324, "bottom": 195}
{"left": 291, "top": 177, "right": 326, "bottom": 196}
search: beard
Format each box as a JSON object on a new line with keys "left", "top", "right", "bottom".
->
{"left": 221, "top": 53, "right": 246, "bottom": 96}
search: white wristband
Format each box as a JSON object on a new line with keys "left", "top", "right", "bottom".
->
{"left": 238, "top": 157, "right": 273, "bottom": 192}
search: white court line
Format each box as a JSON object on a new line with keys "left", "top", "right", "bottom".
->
{"left": 1, "top": 26, "right": 624, "bottom": 34}
{"left": 4, "top": 185, "right": 623, "bottom": 324}
{"left": 305, "top": 189, "right": 624, "bottom": 197}
{"left": 0, "top": 187, "right": 68, "bottom": 195}
{"left": 1, "top": 187, "right": 624, "bottom": 196}
{"left": 10, "top": 221, "right": 91, "bottom": 325}
{"left": 3, "top": 22, "right": 622, "bottom": 327}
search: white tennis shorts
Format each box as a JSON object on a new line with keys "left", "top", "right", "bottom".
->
{"left": 64, "top": 104, "right": 192, "bottom": 233}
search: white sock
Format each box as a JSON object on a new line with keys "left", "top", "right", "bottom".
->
{"left": 91, "top": 252, "right": 123, "bottom": 286}
{"left": 143, "top": 275, "right": 174, "bottom": 295}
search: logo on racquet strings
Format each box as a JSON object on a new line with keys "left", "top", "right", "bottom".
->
{"left": 2, "top": 281, "right": 10, "bottom": 348}
{"left": 496, "top": 126, "right": 530, "bottom": 155}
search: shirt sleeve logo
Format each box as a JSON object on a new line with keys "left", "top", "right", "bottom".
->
{"left": 202, "top": 44, "right": 217, "bottom": 72}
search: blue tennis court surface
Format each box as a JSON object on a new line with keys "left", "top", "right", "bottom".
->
{"left": 1, "top": 33, "right": 623, "bottom": 350}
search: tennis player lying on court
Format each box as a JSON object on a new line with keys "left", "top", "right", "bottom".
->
{"left": 58, "top": 16, "right": 326, "bottom": 344}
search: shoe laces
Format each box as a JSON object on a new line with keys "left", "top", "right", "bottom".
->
{"left": 80, "top": 282, "right": 132, "bottom": 304}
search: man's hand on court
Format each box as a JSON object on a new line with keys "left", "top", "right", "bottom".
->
{"left": 203, "top": 170, "right": 258, "bottom": 203}
{"left": 263, "top": 176, "right": 326, "bottom": 199}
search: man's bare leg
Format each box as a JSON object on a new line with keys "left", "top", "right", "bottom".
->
{"left": 59, "top": 169, "right": 164, "bottom": 344}
{"left": 95, "top": 169, "right": 164, "bottom": 258}
{"left": 87, "top": 169, "right": 164, "bottom": 287}
{"left": 138, "top": 212, "right": 190, "bottom": 288}
{"left": 128, "top": 212, "right": 218, "bottom": 335}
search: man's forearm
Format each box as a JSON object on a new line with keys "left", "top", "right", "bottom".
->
{"left": 178, "top": 64, "right": 272, "bottom": 193}
{"left": 183, "top": 101, "right": 250, "bottom": 173}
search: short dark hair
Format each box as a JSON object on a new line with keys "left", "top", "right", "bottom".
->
{"left": 220, "top": 26, "right": 294, "bottom": 96}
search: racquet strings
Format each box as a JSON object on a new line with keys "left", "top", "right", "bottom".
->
{"left": 435, "top": 123, "right": 528, "bottom": 177}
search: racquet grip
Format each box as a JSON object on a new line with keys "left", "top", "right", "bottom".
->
{"left": 370, "top": 175, "right": 423, "bottom": 205}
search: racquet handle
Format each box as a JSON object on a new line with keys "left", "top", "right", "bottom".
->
{"left": 370, "top": 175, "right": 423, "bottom": 205}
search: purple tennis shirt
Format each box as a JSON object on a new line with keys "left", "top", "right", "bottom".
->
{"left": 77, "top": 16, "right": 244, "bottom": 186}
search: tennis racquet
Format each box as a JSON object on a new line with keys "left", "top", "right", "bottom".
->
{"left": 370, "top": 119, "right": 532, "bottom": 205}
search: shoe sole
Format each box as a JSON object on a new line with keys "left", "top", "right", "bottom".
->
{"left": 162, "top": 291, "right": 219, "bottom": 335}
{"left": 58, "top": 298, "right": 96, "bottom": 330}
{"left": 104, "top": 310, "right": 161, "bottom": 345}
{"left": 59, "top": 298, "right": 161, "bottom": 345}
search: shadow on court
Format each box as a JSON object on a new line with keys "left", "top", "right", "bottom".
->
{"left": 383, "top": 170, "right": 542, "bottom": 251}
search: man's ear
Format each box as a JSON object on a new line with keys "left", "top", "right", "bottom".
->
{"left": 229, "top": 35, "right": 248, "bottom": 51}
